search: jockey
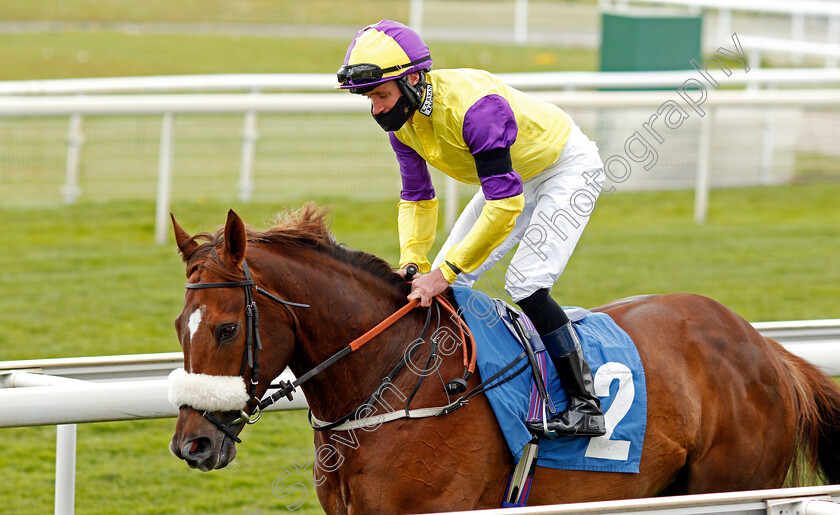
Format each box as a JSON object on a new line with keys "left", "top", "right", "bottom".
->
{"left": 337, "top": 20, "right": 606, "bottom": 438}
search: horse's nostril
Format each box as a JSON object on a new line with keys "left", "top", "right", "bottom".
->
{"left": 170, "top": 440, "right": 181, "bottom": 458}
{"left": 182, "top": 437, "right": 212, "bottom": 461}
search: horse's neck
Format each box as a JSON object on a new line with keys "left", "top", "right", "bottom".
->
{"left": 304, "top": 291, "right": 431, "bottom": 420}
{"left": 266, "top": 251, "right": 430, "bottom": 420}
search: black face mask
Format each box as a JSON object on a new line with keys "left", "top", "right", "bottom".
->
{"left": 372, "top": 94, "right": 414, "bottom": 132}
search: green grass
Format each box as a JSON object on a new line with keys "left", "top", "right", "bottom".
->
{"left": 0, "top": 198, "right": 403, "bottom": 360}
{"left": 0, "top": 31, "right": 597, "bottom": 80}
{"left": 0, "top": 0, "right": 599, "bottom": 81}
{"left": 1, "top": 184, "right": 839, "bottom": 513}
{"left": 480, "top": 184, "right": 840, "bottom": 320}
{"left": 0, "top": 0, "right": 410, "bottom": 25}
{"left": 2, "top": 184, "right": 838, "bottom": 362}
{"left": 0, "top": 0, "right": 598, "bottom": 26}
{"left": 4, "top": 415, "right": 324, "bottom": 514}
{"left": 795, "top": 152, "right": 840, "bottom": 182}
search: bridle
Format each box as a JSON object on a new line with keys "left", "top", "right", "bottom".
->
{"left": 181, "top": 259, "right": 478, "bottom": 444}
{"left": 183, "top": 259, "right": 309, "bottom": 443}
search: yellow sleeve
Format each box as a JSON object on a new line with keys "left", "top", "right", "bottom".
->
{"left": 398, "top": 198, "right": 439, "bottom": 273}
{"left": 440, "top": 193, "right": 525, "bottom": 283}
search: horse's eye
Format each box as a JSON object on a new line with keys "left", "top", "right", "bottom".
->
{"left": 216, "top": 324, "right": 239, "bottom": 342}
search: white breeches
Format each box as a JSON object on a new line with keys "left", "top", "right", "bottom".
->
{"left": 432, "top": 123, "right": 605, "bottom": 302}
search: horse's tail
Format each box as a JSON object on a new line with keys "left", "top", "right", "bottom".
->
{"left": 772, "top": 338, "right": 840, "bottom": 484}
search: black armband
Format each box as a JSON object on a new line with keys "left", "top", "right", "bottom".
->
{"left": 474, "top": 147, "right": 513, "bottom": 178}
{"left": 444, "top": 260, "right": 462, "bottom": 276}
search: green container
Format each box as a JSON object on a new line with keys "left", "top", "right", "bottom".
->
{"left": 600, "top": 10, "right": 702, "bottom": 73}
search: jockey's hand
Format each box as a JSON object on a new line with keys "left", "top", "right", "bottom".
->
{"left": 407, "top": 267, "right": 450, "bottom": 307}
{"left": 397, "top": 263, "right": 419, "bottom": 281}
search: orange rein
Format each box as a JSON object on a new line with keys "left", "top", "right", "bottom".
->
{"left": 347, "top": 296, "right": 477, "bottom": 375}
{"left": 435, "top": 296, "right": 478, "bottom": 374}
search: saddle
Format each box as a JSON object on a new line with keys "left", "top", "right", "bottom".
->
{"left": 450, "top": 285, "right": 647, "bottom": 474}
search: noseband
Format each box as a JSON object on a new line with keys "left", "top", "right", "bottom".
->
{"left": 182, "top": 259, "right": 309, "bottom": 443}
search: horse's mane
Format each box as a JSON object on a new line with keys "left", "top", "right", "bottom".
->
{"left": 182, "top": 202, "right": 407, "bottom": 291}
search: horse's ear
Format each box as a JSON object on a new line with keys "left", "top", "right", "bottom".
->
{"left": 171, "top": 213, "right": 198, "bottom": 262}
{"left": 222, "top": 209, "right": 247, "bottom": 268}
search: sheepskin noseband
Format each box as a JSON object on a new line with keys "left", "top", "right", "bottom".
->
{"left": 167, "top": 368, "right": 250, "bottom": 412}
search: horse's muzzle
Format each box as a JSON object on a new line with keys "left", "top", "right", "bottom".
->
{"left": 171, "top": 408, "right": 238, "bottom": 471}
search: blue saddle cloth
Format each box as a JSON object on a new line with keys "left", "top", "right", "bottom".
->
{"left": 452, "top": 286, "right": 647, "bottom": 473}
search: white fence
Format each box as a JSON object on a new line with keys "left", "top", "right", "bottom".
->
{"left": 3, "top": 70, "right": 840, "bottom": 242}
{"left": 1, "top": 319, "right": 839, "bottom": 515}
{"left": 2, "top": 318, "right": 837, "bottom": 428}
{"left": 439, "top": 486, "right": 840, "bottom": 515}
{"left": 5, "top": 68, "right": 840, "bottom": 95}
{"left": 0, "top": 359, "right": 305, "bottom": 515}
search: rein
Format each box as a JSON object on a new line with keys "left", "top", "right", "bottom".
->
{"left": 181, "top": 258, "right": 479, "bottom": 443}
{"left": 259, "top": 297, "right": 419, "bottom": 410}
{"left": 260, "top": 291, "right": 479, "bottom": 428}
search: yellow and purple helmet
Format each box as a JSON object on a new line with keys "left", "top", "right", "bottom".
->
{"left": 337, "top": 20, "right": 433, "bottom": 93}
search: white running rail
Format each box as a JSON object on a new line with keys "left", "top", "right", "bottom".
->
{"left": 436, "top": 485, "right": 840, "bottom": 515}
{"left": 1, "top": 319, "right": 838, "bottom": 514}
{"left": 2, "top": 69, "right": 840, "bottom": 95}
{"left": 1, "top": 318, "right": 838, "bottom": 428}
{"left": 3, "top": 86, "right": 840, "bottom": 240}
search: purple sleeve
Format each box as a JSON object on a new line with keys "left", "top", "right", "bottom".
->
{"left": 463, "top": 94, "right": 518, "bottom": 154}
{"left": 479, "top": 172, "right": 523, "bottom": 201}
{"left": 390, "top": 132, "right": 435, "bottom": 201}
{"left": 462, "top": 95, "right": 522, "bottom": 201}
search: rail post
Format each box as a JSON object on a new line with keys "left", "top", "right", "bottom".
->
{"left": 409, "top": 0, "right": 424, "bottom": 34}
{"left": 694, "top": 107, "right": 715, "bottom": 224}
{"left": 61, "top": 113, "right": 85, "bottom": 205}
{"left": 514, "top": 0, "right": 529, "bottom": 45}
{"left": 238, "top": 89, "right": 260, "bottom": 202}
{"left": 155, "top": 112, "right": 175, "bottom": 245}
{"left": 55, "top": 424, "right": 77, "bottom": 515}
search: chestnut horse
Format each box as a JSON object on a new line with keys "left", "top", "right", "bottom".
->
{"left": 169, "top": 205, "right": 840, "bottom": 514}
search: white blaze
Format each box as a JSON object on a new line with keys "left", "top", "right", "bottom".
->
{"left": 188, "top": 307, "right": 204, "bottom": 342}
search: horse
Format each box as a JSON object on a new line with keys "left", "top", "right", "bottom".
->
{"left": 168, "top": 204, "right": 840, "bottom": 514}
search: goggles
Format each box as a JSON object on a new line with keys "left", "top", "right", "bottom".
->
{"left": 337, "top": 55, "right": 430, "bottom": 86}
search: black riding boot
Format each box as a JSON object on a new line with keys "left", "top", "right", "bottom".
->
{"left": 526, "top": 321, "right": 606, "bottom": 438}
